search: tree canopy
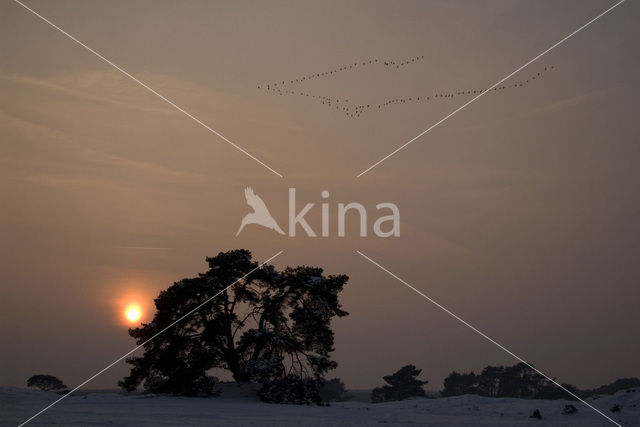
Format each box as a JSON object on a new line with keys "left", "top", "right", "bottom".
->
{"left": 119, "top": 250, "right": 348, "bottom": 401}
{"left": 371, "top": 364, "right": 428, "bottom": 403}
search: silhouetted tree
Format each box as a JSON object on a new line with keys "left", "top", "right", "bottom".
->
{"left": 477, "top": 365, "right": 503, "bottom": 397}
{"left": 27, "top": 375, "right": 67, "bottom": 392}
{"left": 371, "top": 365, "right": 428, "bottom": 403}
{"left": 442, "top": 371, "right": 478, "bottom": 397}
{"left": 119, "top": 250, "right": 348, "bottom": 401}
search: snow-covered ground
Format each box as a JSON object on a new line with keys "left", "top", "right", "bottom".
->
{"left": 1, "top": 386, "right": 638, "bottom": 426}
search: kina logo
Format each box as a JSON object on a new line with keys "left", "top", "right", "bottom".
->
{"left": 236, "top": 187, "right": 400, "bottom": 238}
{"left": 236, "top": 187, "right": 286, "bottom": 237}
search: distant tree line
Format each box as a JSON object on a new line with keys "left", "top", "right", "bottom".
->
{"left": 579, "top": 377, "right": 640, "bottom": 398}
{"left": 441, "top": 362, "right": 640, "bottom": 400}
{"left": 370, "top": 361, "right": 639, "bottom": 404}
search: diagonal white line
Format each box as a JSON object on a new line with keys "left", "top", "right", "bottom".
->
{"left": 18, "top": 250, "right": 284, "bottom": 427}
{"left": 357, "top": 250, "right": 623, "bottom": 427}
{"left": 13, "top": 0, "right": 283, "bottom": 178}
{"left": 357, "top": 0, "right": 625, "bottom": 177}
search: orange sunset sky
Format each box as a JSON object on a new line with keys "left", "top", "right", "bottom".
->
{"left": 1, "top": 0, "right": 639, "bottom": 390}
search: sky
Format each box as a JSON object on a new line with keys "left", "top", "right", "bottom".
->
{"left": 1, "top": 0, "right": 639, "bottom": 391}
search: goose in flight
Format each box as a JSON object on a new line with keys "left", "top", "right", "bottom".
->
{"left": 236, "top": 187, "right": 285, "bottom": 236}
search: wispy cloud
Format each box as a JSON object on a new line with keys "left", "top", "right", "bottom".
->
{"left": 0, "top": 72, "right": 177, "bottom": 116}
{"left": 524, "top": 86, "right": 614, "bottom": 118}
{"left": 112, "top": 246, "right": 173, "bottom": 251}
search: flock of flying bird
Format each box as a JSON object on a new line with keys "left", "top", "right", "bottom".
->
{"left": 258, "top": 55, "right": 555, "bottom": 119}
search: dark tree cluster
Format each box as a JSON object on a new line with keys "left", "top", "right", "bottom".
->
{"left": 442, "top": 363, "right": 640, "bottom": 401}
{"left": 371, "top": 365, "right": 428, "bottom": 403}
{"left": 119, "top": 250, "right": 348, "bottom": 403}
{"left": 442, "top": 363, "right": 577, "bottom": 400}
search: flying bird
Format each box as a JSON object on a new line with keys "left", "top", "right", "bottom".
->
{"left": 259, "top": 57, "right": 554, "bottom": 120}
{"left": 236, "top": 187, "right": 285, "bottom": 236}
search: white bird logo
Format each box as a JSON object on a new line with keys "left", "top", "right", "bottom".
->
{"left": 236, "top": 187, "right": 285, "bottom": 236}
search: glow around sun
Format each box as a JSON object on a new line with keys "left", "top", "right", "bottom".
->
{"left": 124, "top": 304, "right": 142, "bottom": 322}
{"left": 115, "top": 287, "right": 151, "bottom": 326}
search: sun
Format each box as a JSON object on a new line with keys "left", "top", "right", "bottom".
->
{"left": 124, "top": 304, "right": 142, "bottom": 322}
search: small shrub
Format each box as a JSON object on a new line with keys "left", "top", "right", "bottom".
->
{"left": 258, "top": 375, "right": 323, "bottom": 405}
{"left": 27, "top": 375, "right": 67, "bottom": 392}
{"left": 371, "top": 365, "right": 427, "bottom": 403}
{"left": 319, "top": 378, "right": 353, "bottom": 402}
{"left": 139, "top": 374, "right": 219, "bottom": 396}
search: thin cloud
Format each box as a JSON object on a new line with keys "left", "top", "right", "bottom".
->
{"left": 524, "top": 86, "right": 614, "bottom": 118}
{"left": 112, "top": 246, "right": 173, "bottom": 251}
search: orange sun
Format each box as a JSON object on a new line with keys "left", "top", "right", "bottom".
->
{"left": 124, "top": 304, "right": 142, "bottom": 322}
